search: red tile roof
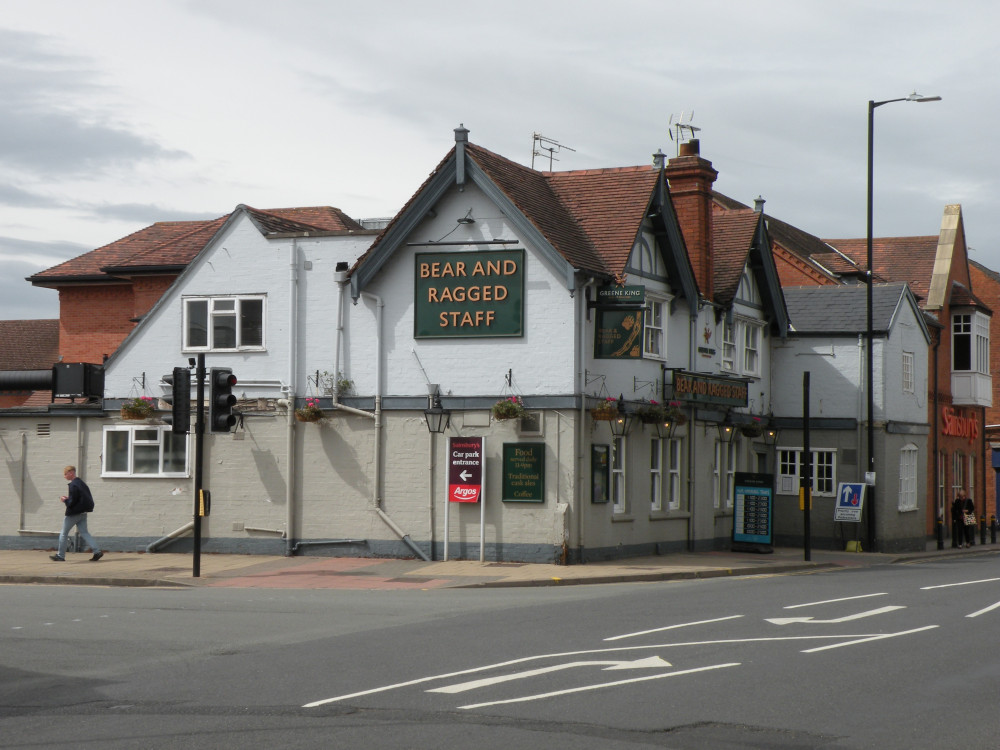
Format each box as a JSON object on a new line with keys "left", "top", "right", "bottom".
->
{"left": 825, "top": 236, "right": 938, "bottom": 300}
{"left": 29, "top": 206, "right": 362, "bottom": 285}
{"left": 356, "top": 143, "right": 660, "bottom": 279}
{"left": 712, "top": 209, "right": 760, "bottom": 305}
{"left": 0, "top": 319, "right": 58, "bottom": 370}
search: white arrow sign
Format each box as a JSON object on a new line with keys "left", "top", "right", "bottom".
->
{"left": 429, "top": 656, "right": 672, "bottom": 694}
{"left": 766, "top": 605, "right": 905, "bottom": 625}
{"left": 459, "top": 470, "right": 472, "bottom": 481}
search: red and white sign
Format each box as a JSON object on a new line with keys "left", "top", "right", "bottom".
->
{"left": 448, "top": 436, "right": 484, "bottom": 503}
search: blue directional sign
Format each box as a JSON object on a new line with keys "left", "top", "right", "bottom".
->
{"left": 835, "top": 482, "right": 866, "bottom": 523}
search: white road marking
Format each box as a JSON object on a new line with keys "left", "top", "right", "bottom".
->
{"left": 302, "top": 636, "right": 881, "bottom": 707}
{"left": 921, "top": 577, "right": 1000, "bottom": 590}
{"left": 966, "top": 601, "right": 1000, "bottom": 618}
{"left": 604, "top": 615, "right": 743, "bottom": 641}
{"left": 429, "top": 656, "right": 672, "bottom": 694}
{"left": 801, "top": 625, "right": 939, "bottom": 653}
{"left": 783, "top": 593, "right": 887, "bottom": 609}
{"left": 766, "top": 605, "right": 904, "bottom": 625}
{"left": 456, "top": 663, "right": 741, "bottom": 710}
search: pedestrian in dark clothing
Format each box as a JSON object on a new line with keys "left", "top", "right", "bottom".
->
{"left": 951, "top": 494, "right": 965, "bottom": 548}
{"left": 961, "top": 491, "right": 977, "bottom": 547}
{"left": 50, "top": 465, "right": 103, "bottom": 561}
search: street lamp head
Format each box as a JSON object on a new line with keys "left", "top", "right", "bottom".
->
{"left": 906, "top": 91, "right": 942, "bottom": 103}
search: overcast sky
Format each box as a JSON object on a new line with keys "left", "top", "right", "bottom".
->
{"left": 1, "top": 0, "right": 995, "bottom": 319}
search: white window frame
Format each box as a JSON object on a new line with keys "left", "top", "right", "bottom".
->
{"left": 721, "top": 317, "right": 764, "bottom": 377}
{"left": 102, "top": 425, "right": 189, "bottom": 478}
{"left": 777, "top": 448, "right": 837, "bottom": 497}
{"left": 666, "top": 438, "right": 682, "bottom": 511}
{"left": 714, "top": 440, "right": 737, "bottom": 509}
{"left": 742, "top": 322, "right": 761, "bottom": 376}
{"left": 952, "top": 311, "right": 990, "bottom": 375}
{"left": 902, "top": 351, "right": 914, "bottom": 393}
{"left": 721, "top": 322, "right": 736, "bottom": 372}
{"left": 183, "top": 295, "right": 266, "bottom": 352}
{"left": 952, "top": 451, "right": 964, "bottom": 497}
{"left": 643, "top": 297, "right": 668, "bottom": 360}
{"left": 612, "top": 437, "right": 626, "bottom": 514}
{"left": 898, "top": 443, "right": 918, "bottom": 512}
{"left": 650, "top": 438, "right": 662, "bottom": 512}
{"left": 969, "top": 454, "right": 975, "bottom": 506}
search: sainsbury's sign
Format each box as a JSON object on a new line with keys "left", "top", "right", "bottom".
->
{"left": 941, "top": 406, "right": 979, "bottom": 445}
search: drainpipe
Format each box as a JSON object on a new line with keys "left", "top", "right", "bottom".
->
{"left": 361, "top": 289, "right": 429, "bottom": 561}
{"left": 687, "top": 305, "right": 699, "bottom": 551}
{"left": 577, "top": 277, "right": 594, "bottom": 561}
{"left": 285, "top": 239, "right": 299, "bottom": 556}
{"left": 333, "top": 262, "right": 349, "bottom": 404}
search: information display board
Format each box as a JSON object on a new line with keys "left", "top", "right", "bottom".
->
{"left": 733, "top": 472, "right": 774, "bottom": 549}
{"left": 502, "top": 443, "right": 544, "bottom": 502}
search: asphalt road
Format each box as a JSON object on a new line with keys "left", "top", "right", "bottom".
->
{"left": 3, "top": 556, "right": 999, "bottom": 748}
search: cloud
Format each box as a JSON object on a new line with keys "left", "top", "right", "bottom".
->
{"left": 0, "top": 28, "right": 188, "bottom": 179}
{"left": 84, "top": 203, "right": 223, "bottom": 225}
{"left": 0, "top": 235, "right": 89, "bottom": 320}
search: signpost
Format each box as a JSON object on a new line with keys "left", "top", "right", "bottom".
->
{"left": 835, "top": 482, "right": 866, "bottom": 552}
{"left": 834, "top": 482, "right": 866, "bottom": 522}
{"left": 446, "top": 436, "right": 485, "bottom": 561}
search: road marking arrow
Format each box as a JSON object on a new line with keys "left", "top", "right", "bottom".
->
{"left": 429, "top": 656, "right": 672, "bottom": 694}
{"left": 766, "top": 605, "right": 904, "bottom": 625}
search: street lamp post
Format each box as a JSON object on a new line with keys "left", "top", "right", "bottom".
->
{"left": 866, "top": 92, "right": 940, "bottom": 551}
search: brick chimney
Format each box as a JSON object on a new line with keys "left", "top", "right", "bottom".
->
{"left": 665, "top": 140, "right": 718, "bottom": 298}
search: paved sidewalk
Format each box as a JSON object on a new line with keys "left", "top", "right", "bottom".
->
{"left": 0, "top": 542, "right": 996, "bottom": 590}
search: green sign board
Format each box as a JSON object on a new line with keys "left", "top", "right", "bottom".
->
{"left": 672, "top": 370, "right": 749, "bottom": 407}
{"left": 414, "top": 250, "right": 524, "bottom": 338}
{"left": 502, "top": 443, "right": 545, "bottom": 502}
{"left": 595, "top": 309, "right": 643, "bottom": 359}
{"left": 596, "top": 284, "right": 645, "bottom": 305}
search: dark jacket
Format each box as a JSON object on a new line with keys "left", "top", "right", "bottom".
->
{"left": 65, "top": 476, "right": 95, "bottom": 516}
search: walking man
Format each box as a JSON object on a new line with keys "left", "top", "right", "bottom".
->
{"left": 50, "top": 465, "right": 103, "bottom": 561}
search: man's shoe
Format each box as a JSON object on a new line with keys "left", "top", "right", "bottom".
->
{"left": 89, "top": 551, "right": 104, "bottom": 562}
{"left": 49, "top": 555, "right": 64, "bottom": 561}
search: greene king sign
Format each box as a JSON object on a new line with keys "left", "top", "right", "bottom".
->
{"left": 414, "top": 250, "right": 524, "bottom": 338}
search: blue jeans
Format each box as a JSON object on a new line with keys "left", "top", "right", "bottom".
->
{"left": 57, "top": 513, "right": 101, "bottom": 558}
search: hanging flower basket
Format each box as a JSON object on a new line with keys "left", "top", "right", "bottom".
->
{"left": 635, "top": 400, "right": 667, "bottom": 424}
{"left": 121, "top": 396, "right": 155, "bottom": 420}
{"left": 740, "top": 420, "right": 764, "bottom": 438}
{"left": 295, "top": 398, "right": 324, "bottom": 422}
{"left": 590, "top": 397, "right": 618, "bottom": 421}
{"left": 492, "top": 396, "right": 526, "bottom": 421}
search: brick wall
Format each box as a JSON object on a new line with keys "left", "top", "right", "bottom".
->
{"left": 58, "top": 285, "right": 137, "bottom": 363}
{"left": 666, "top": 141, "right": 717, "bottom": 298}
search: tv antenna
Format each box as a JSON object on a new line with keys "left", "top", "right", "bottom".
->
{"left": 531, "top": 132, "right": 576, "bottom": 170}
{"left": 668, "top": 111, "right": 700, "bottom": 155}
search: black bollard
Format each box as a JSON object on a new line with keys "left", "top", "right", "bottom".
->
{"left": 992, "top": 515, "right": 997, "bottom": 545}
{"left": 981, "top": 516, "right": 987, "bottom": 546}
{"left": 937, "top": 516, "right": 945, "bottom": 550}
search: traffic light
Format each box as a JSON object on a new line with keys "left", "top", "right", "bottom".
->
{"left": 209, "top": 367, "right": 237, "bottom": 432}
{"left": 162, "top": 366, "right": 191, "bottom": 434}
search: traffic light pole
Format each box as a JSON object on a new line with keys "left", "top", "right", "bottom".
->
{"left": 193, "top": 353, "right": 206, "bottom": 577}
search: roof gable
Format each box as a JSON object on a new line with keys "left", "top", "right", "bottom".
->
{"left": 713, "top": 209, "right": 789, "bottom": 336}
{"left": 352, "top": 134, "right": 696, "bottom": 303}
